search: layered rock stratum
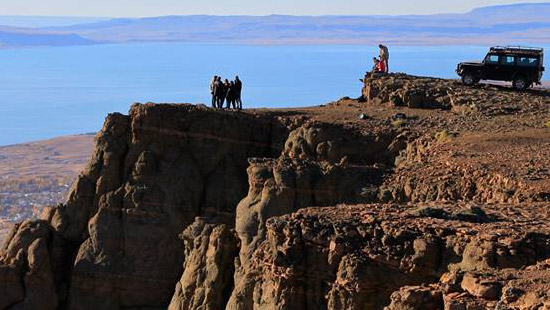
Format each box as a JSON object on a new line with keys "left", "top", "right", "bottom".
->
{"left": 2, "top": 74, "right": 550, "bottom": 310}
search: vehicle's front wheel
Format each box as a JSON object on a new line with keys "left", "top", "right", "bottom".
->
{"left": 461, "top": 73, "right": 478, "bottom": 86}
{"left": 513, "top": 76, "right": 530, "bottom": 90}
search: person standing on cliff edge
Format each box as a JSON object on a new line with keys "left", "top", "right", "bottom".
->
{"left": 225, "top": 81, "right": 234, "bottom": 109}
{"left": 234, "top": 76, "right": 243, "bottom": 110}
{"left": 215, "top": 77, "right": 225, "bottom": 109}
{"left": 210, "top": 75, "right": 218, "bottom": 108}
{"left": 379, "top": 44, "right": 389, "bottom": 73}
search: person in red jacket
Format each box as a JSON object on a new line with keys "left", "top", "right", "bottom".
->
{"left": 371, "top": 57, "right": 380, "bottom": 72}
{"left": 377, "top": 58, "right": 386, "bottom": 73}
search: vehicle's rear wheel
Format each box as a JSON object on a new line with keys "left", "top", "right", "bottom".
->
{"left": 512, "top": 76, "right": 530, "bottom": 90}
{"left": 461, "top": 73, "right": 478, "bottom": 86}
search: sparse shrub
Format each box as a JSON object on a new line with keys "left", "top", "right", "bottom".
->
{"left": 435, "top": 130, "right": 457, "bottom": 143}
{"left": 392, "top": 119, "right": 407, "bottom": 128}
{"left": 545, "top": 119, "right": 550, "bottom": 128}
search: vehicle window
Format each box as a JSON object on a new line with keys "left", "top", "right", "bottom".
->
{"left": 517, "top": 57, "right": 539, "bottom": 67}
{"left": 501, "top": 55, "right": 515, "bottom": 65}
{"left": 485, "top": 54, "right": 499, "bottom": 64}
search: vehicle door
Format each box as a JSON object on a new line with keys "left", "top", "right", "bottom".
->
{"left": 498, "top": 55, "right": 516, "bottom": 81}
{"left": 482, "top": 54, "right": 500, "bottom": 80}
{"left": 517, "top": 56, "right": 540, "bottom": 82}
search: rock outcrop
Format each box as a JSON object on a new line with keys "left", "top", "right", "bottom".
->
{"left": 232, "top": 204, "right": 550, "bottom": 310}
{"left": 63, "top": 105, "right": 290, "bottom": 309}
{"left": 380, "top": 130, "right": 550, "bottom": 204}
{"left": 385, "top": 258, "right": 550, "bottom": 310}
{"left": 0, "top": 104, "right": 292, "bottom": 309}
{"left": 361, "top": 73, "right": 549, "bottom": 117}
{"left": 0, "top": 220, "right": 56, "bottom": 310}
{"left": 230, "top": 122, "right": 395, "bottom": 308}
{"left": 169, "top": 218, "right": 238, "bottom": 310}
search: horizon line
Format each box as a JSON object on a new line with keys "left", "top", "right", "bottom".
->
{"left": 1, "top": 2, "right": 550, "bottom": 20}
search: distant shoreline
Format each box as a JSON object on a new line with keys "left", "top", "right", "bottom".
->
{"left": 2, "top": 3, "right": 550, "bottom": 48}
{"left": 2, "top": 40, "right": 550, "bottom": 50}
{"left": 0, "top": 133, "right": 96, "bottom": 148}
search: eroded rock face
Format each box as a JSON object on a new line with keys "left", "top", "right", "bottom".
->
{"left": 381, "top": 130, "right": 550, "bottom": 204}
{"left": 0, "top": 220, "right": 56, "bottom": 310}
{"left": 0, "top": 104, "right": 291, "bottom": 309}
{"left": 23, "top": 238, "right": 58, "bottom": 310}
{"left": 363, "top": 74, "right": 452, "bottom": 109}
{"left": 384, "top": 286, "right": 443, "bottom": 310}
{"left": 387, "top": 260, "right": 550, "bottom": 310}
{"left": 281, "top": 123, "right": 395, "bottom": 165}
{"left": 229, "top": 122, "right": 398, "bottom": 309}
{"left": 65, "top": 105, "right": 288, "bottom": 309}
{"left": 169, "top": 218, "right": 238, "bottom": 310}
{"left": 229, "top": 204, "right": 550, "bottom": 310}
{"left": 230, "top": 158, "right": 385, "bottom": 305}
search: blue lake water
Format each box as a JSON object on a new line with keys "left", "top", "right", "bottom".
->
{"left": 0, "top": 43, "right": 548, "bottom": 146}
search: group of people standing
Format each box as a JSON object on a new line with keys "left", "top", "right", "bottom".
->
{"left": 372, "top": 44, "right": 390, "bottom": 74}
{"left": 210, "top": 75, "right": 243, "bottom": 110}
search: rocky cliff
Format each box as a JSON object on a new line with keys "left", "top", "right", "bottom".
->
{"left": 2, "top": 74, "right": 550, "bottom": 310}
{"left": 0, "top": 104, "right": 290, "bottom": 309}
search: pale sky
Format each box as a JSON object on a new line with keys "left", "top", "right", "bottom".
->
{"left": 0, "top": 0, "right": 548, "bottom": 17}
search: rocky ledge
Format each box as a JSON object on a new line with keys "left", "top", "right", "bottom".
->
{"left": 239, "top": 203, "right": 550, "bottom": 309}
{"left": 361, "top": 73, "right": 548, "bottom": 117}
{"left": 2, "top": 74, "right": 550, "bottom": 310}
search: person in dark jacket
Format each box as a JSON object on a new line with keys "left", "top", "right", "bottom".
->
{"left": 222, "top": 79, "right": 231, "bottom": 109}
{"left": 379, "top": 44, "right": 389, "bottom": 73}
{"left": 234, "top": 76, "right": 243, "bottom": 110}
{"left": 215, "top": 77, "right": 225, "bottom": 109}
{"left": 226, "top": 81, "right": 237, "bottom": 109}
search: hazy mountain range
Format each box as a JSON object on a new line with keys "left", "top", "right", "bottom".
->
{"left": 1, "top": 3, "right": 550, "bottom": 48}
{"left": 0, "top": 25, "right": 94, "bottom": 48}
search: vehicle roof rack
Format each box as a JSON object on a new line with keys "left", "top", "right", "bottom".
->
{"left": 490, "top": 46, "right": 543, "bottom": 55}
